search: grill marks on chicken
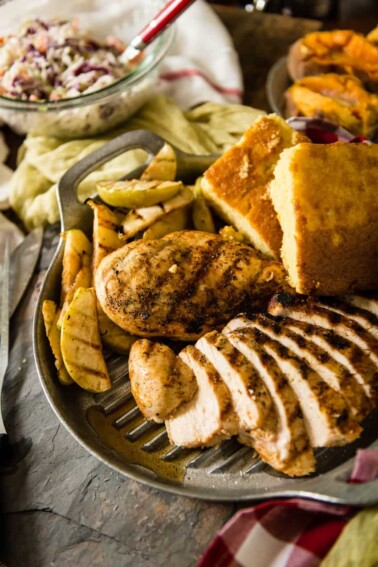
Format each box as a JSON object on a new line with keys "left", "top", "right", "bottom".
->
{"left": 280, "top": 319, "right": 378, "bottom": 405}
{"left": 95, "top": 231, "right": 290, "bottom": 340}
{"left": 345, "top": 295, "right": 378, "bottom": 318}
{"left": 269, "top": 294, "right": 378, "bottom": 391}
{"left": 317, "top": 297, "right": 378, "bottom": 341}
{"left": 229, "top": 314, "right": 371, "bottom": 421}
{"left": 128, "top": 294, "right": 378, "bottom": 477}
{"left": 226, "top": 316, "right": 361, "bottom": 447}
{"left": 220, "top": 328, "right": 315, "bottom": 476}
{"left": 196, "top": 331, "right": 274, "bottom": 431}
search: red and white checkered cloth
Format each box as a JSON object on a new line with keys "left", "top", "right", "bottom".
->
{"left": 197, "top": 450, "right": 378, "bottom": 567}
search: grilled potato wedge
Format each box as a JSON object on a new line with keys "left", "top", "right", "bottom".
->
{"left": 87, "top": 199, "right": 124, "bottom": 274}
{"left": 61, "top": 287, "right": 111, "bottom": 393}
{"left": 121, "top": 186, "right": 193, "bottom": 240}
{"left": 58, "top": 229, "right": 93, "bottom": 328}
{"left": 97, "top": 179, "right": 182, "bottom": 209}
{"left": 143, "top": 207, "right": 189, "bottom": 240}
{"left": 42, "top": 300, "right": 73, "bottom": 385}
{"left": 97, "top": 305, "right": 137, "bottom": 355}
{"left": 192, "top": 178, "right": 215, "bottom": 233}
{"left": 140, "top": 143, "right": 177, "bottom": 181}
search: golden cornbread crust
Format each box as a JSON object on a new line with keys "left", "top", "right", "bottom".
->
{"left": 270, "top": 142, "right": 378, "bottom": 295}
{"left": 202, "top": 115, "right": 309, "bottom": 259}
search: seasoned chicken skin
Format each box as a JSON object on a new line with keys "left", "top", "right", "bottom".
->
{"left": 129, "top": 339, "right": 197, "bottom": 423}
{"left": 95, "top": 231, "right": 290, "bottom": 340}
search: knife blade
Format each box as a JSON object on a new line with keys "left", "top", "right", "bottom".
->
{"left": 10, "top": 227, "right": 43, "bottom": 317}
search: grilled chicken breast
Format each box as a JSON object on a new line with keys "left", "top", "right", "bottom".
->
{"left": 220, "top": 328, "right": 315, "bottom": 476}
{"left": 226, "top": 316, "right": 361, "bottom": 447}
{"left": 165, "top": 346, "right": 239, "bottom": 447}
{"left": 233, "top": 314, "right": 371, "bottom": 420}
{"left": 269, "top": 294, "right": 378, "bottom": 369}
{"left": 95, "top": 231, "right": 290, "bottom": 340}
{"left": 196, "top": 331, "right": 275, "bottom": 432}
{"left": 283, "top": 320, "right": 378, "bottom": 405}
{"left": 129, "top": 339, "right": 197, "bottom": 423}
{"left": 345, "top": 295, "right": 378, "bottom": 318}
{"left": 317, "top": 297, "right": 378, "bottom": 341}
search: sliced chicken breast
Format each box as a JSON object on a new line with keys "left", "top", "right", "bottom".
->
{"left": 265, "top": 342, "right": 362, "bottom": 447}
{"left": 196, "top": 330, "right": 275, "bottom": 433}
{"left": 269, "top": 294, "right": 378, "bottom": 368}
{"left": 129, "top": 340, "right": 197, "bottom": 423}
{"left": 317, "top": 297, "right": 378, "bottom": 341}
{"left": 222, "top": 328, "right": 315, "bottom": 476}
{"left": 345, "top": 295, "right": 378, "bottom": 318}
{"left": 165, "top": 346, "right": 239, "bottom": 448}
{"left": 226, "top": 317, "right": 361, "bottom": 447}
{"left": 281, "top": 319, "right": 378, "bottom": 406}
{"left": 230, "top": 314, "right": 371, "bottom": 420}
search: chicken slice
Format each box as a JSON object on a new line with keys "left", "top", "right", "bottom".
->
{"left": 281, "top": 319, "right": 378, "bottom": 405}
{"left": 226, "top": 317, "right": 361, "bottom": 447}
{"left": 196, "top": 330, "right": 275, "bottom": 433}
{"left": 165, "top": 346, "right": 238, "bottom": 448}
{"left": 220, "top": 328, "right": 315, "bottom": 476}
{"left": 129, "top": 340, "right": 197, "bottom": 423}
{"left": 317, "top": 297, "right": 378, "bottom": 341}
{"left": 232, "top": 314, "right": 371, "bottom": 420}
{"left": 269, "top": 294, "right": 378, "bottom": 368}
{"left": 344, "top": 295, "right": 378, "bottom": 318}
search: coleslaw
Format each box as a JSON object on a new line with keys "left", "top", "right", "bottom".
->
{"left": 0, "top": 18, "right": 138, "bottom": 101}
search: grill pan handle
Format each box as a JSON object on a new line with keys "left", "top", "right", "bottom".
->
{"left": 57, "top": 129, "right": 166, "bottom": 233}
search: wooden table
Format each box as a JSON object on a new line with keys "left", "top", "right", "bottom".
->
{"left": 0, "top": 8, "right": 321, "bottom": 567}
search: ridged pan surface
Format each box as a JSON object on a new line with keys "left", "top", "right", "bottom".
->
{"left": 34, "top": 130, "right": 378, "bottom": 504}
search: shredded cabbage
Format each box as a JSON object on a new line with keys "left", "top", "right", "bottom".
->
{"left": 0, "top": 18, "right": 137, "bottom": 101}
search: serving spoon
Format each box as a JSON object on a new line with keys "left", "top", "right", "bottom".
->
{"left": 121, "top": 0, "right": 197, "bottom": 63}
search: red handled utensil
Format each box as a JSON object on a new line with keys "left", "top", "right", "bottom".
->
{"left": 121, "top": 0, "right": 197, "bottom": 62}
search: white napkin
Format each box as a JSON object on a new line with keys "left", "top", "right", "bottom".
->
{"left": 157, "top": 0, "right": 243, "bottom": 109}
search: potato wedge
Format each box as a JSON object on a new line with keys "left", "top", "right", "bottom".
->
{"left": 42, "top": 300, "right": 73, "bottom": 385}
{"left": 58, "top": 229, "right": 93, "bottom": 328}
{"left": 97, "top": 305, "right": 137, "bottom": 355}
{"left": 97, "top": 179, "right": 182, "bottom": 208}
{"left": 143, "top": 207, "right": 189, "bottom": 240}
{"left": 61, "top": 287, "right": 111, "bottom": 393}
{"left": 121, "top": 186, "right": 193, "bottom": 240}
{"left": 140, "top": 143, "right": 177, "bottom": 181}
{"left": 61, "top": 229, "right": 92, "bottom": 302}
{"left": 87, "top": 199, "right": 124, "bottom": 274}
{"left": 192, "top": 177, "right": 215, "bottom": 233}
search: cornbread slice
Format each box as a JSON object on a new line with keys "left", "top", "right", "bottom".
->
{"left": 269, "top": 142, "right": 378, "bottom": 295}
{"left": 201, "top": 115, "right": 309, "bottom": 259}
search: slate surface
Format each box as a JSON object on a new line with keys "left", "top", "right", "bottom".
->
{"left": 0, "top": 8, "right": 321, "bottom": 567}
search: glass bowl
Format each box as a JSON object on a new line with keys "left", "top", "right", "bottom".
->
{"left": 0, "top": 0, "right": 174, "bottom": 138}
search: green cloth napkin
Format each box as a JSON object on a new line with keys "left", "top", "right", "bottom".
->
{"left": 321, "top": 507, "right": 378, "bottom": 567}
{"left": 9, "top": 95, "right": 265, "bottom": 229}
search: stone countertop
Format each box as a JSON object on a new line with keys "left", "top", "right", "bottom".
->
{"left": 0, "top": 8, "right": 320, "bottom": 567}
